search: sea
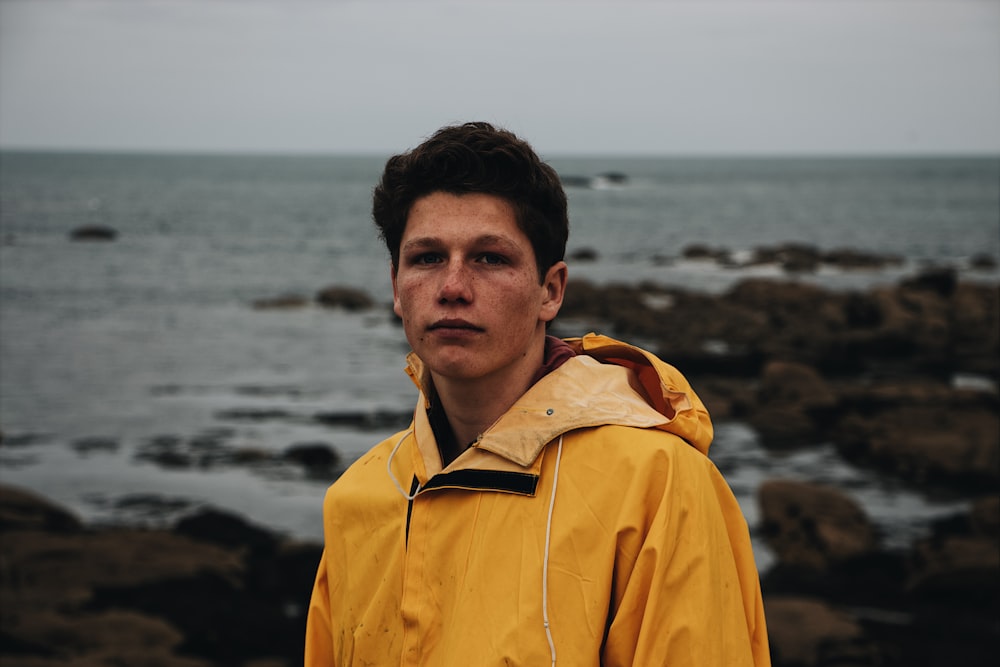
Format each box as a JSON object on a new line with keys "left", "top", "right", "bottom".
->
{"left": 1, "top": 151, "right": 998, "bottom": 571}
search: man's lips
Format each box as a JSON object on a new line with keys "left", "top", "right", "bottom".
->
{"left": 428, "top": 319, "right": 484, "bottom": 332}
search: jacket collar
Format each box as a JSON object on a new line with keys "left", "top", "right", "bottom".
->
{"left": 402, "top": 333, "right": 712, "bottom": 485}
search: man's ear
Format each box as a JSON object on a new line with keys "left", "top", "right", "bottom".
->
{"left": 539, "top": 261, "right": 568, "bottom": 323}
{"left": 391, "top": 263, "right": 403, "bottom": 319}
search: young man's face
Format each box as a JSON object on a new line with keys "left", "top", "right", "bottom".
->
{"left": 391, "top": 191, "right": 566, "bottom": 386}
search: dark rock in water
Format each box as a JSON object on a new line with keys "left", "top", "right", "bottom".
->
{"left": 747, "top": 243, "right": 822, "bottom": 273}
{"left": 749, "top": 361, "right": 838, "bottom": 447}
{"left": 822, "top": 247, "right": 904, "bottom": 269}
{"left": 759, "top": 488, "right": 999, "bottom": 667}
{"left": 0, "top": 484, "right": 82, "bottom": 533}
{"left": 283, "top": 442, "right": 341, "bottom": 471}
{"left": 0, "top": 484, "right": 321, "bottom": 665}
{"left": 682, "top": 243, "right": 730, "bottom": 263}
{"left": 759, "top": 479, "right": 878, "bottom": 572}
{"left": 69, "top": 225, "right": 118, "bottom": 241}
{"left": 215, "top": 407, "right": 295, "bottom": 422}
{"left": 568, "top": 247, "right": 598, "bottom": 261}
{"left": 902, "top": 266, "right": 958, "bottom": 297}
{"left": 252, "top": 294, "right": 310, "bottom": 310}
{"left": 175, "top": 507, "right": 280, "bottom": 555}
{"left": 70, "top": 436, "right": 120, "bottom": 455}
{"left": 969, "top": 253, "right": 998, "bottom": 270}
{"left": 597, "top": 171, "right": 628, "bottom": 184}
{"left": 315, "top": 285, "right": 374, "bottom": 311}
{"left": 0, "top": 432, "right": 50, "bottom": 448}
{"left": 764, "top": 596, "right": 878, "bottom": 667}
{"left": 833, "top": 384, "right": 999, "bottom": 491}
{"left": 313, "top": 409, "right": 412, "bottom": 430}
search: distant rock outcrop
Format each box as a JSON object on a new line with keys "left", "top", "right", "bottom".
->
{"left": 314, "top": 285, "right": 374, "bottom": 311}
{"left": 69, "top": 225, "right": 118, "bottom": 241}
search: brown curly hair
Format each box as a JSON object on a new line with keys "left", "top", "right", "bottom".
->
{"left": 372, "top": 122, "right": 568, "bottom": 281}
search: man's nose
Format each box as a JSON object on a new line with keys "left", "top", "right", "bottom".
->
{"left": 438, "top": 260, "right": 473, "bottom": 303}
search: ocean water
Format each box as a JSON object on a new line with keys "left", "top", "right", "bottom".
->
{"left": 1, "top": 152, "right": 998, "bottom": 569}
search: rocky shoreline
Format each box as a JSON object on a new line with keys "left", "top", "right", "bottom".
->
{"left": 2, "top": 266, "right": 997, "bottom": 665}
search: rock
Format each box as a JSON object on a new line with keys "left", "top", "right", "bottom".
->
{"left": 252, "top": 294, "right": 310, "bottom": 310}
{"left": 759, "top": 479, "right": 878, "bottom": 571}
{"left": 283, "top": 442, "right": 341, "bottom": 473}
{"left": 596, "top": 171, "right": 628, "bottom": 184}
{"left": 174, "top": 507, "right": 280, "bottom": 555}
{"left": 749, "top": 361, "right": 838, "bottom": 447}
{"left": 901, "top": 266, "right": 957, "bottom": 297}
{"left": 822, "top": 247, "right": 904, "bottom": 270}
{"left": 969, "top": 253, "right": 997, "bottom": 270}
{"left": 214, "top": 407, "right": 295, "bottom": 422}
{"left": 0, "top": 484, "right": 82, "bottom": 533}
{"left": 682, "top": 244, "right": 730, "bottom": 263}
{"left": 70, "top": 436, "right": 120, "bottom": 455}
{"left": 905, "top": 495, "right": 1000, "bottom": 605}
{"left": 69, "top": 225, "right": 118, "bottom": 241}
{"left": 834, "top": 390, "right": 999, "bottom": 491}
{"left": 314, "top": 286, "right": 374, "bottom": 311}
{"left": 0, "top": 484, "right": 320, "bottom": 666}
{"left": 313, "top": 409, "right": 412, "bottom": 431}
{"left": 749, "top": 243, "right": 822, "bottom": 273}
{"left": 568, "top": 247, "right": 598, "bottom": 261}
{"left": 764, "top": 596, "right": 876, "bottom": 667}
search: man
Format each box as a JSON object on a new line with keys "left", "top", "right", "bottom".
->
{"left": 305, "top": 122, "right": 770, "bottom": 666}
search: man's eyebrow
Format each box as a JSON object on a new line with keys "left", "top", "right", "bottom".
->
{"left": 400, "top": 237, "right": 441, "bottom": 252}
{"left": 400, "top": 235, "right": 522, "bottom": 252}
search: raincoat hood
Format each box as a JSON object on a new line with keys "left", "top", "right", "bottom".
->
{"left": 402, "top": 333, "right": 714, "bottom": 484}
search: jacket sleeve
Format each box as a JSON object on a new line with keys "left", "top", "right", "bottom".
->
{"left": 601, "top": 448, "right": 770, "bottom": 667}
{"left": 304, "top": 548, "right": 335, "bottom": 666}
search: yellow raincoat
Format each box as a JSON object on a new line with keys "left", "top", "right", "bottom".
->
{"left": 306, "top": 334, "right": 770, "bottom": 666}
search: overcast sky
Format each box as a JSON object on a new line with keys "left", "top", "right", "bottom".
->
{"left": 1, "top": 0, "right": 998, "bottom": 156}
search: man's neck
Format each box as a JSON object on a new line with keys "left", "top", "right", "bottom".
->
{"left": 429, "top": 346, "right": 544, "bottom": 465}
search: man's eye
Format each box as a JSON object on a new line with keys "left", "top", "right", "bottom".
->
{"left": 413, "top": 253, "right": 443, "bottom": 265}
{"left": 478, "top": 253, "right": 506, "bottom": 265}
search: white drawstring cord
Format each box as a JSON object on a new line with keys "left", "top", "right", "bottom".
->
{"left": 386, "top": 430, "right": 422, "bottom": 500}
{"left": 389, "top": 426, "right": 561, "bottom": 665}
{"left": 542, "top": 434, "right": 564, "bottom": 667}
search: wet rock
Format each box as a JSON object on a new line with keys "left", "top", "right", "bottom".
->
{"left": 252, "top": 294, "right": 310, "bottom": 310}
{"left": 682, "top": 244, "right": 730, "bottom": 263}
{"left": 969, "top": 253, "right": 998, "bottom": 270}
{"left": 314, "top": 285, "right": 374, "bottom": 311}
{"left": 313, "top": 409, "right": 411, "bottom": 430}
{"left": 283, "top": 442, "right": 341, "bottom": 472}
{"left": 759, "top": 479, "right": 878, "bottom": 572}
{"left": 822, "top": 247, "right": 904, "bottom": 270}
{"left": 901, "top": 266, "right": 958, "bottom": 297}
{"left": 70, "top": 436, "right": 120, "bottom": 455}
{"left": 905, "top": 495, "right": 999, "bottom": 605}
{"left": 0, "top": 484, "right": 82, "bottom": 533}
{"left": 834, "top": 386, "right": 999, "bottom": 491}
{"left": 0, "top": 484, "right": 320, "bottom": 666}
{"left": 175, "top": 507, "right": 280, "bottom": 555}
{"left": 749, "top": 361, "right": 838, "bottom": 447}
{"left": 568, "top": 247, "right": 598, "bottom": 261}
{"left": 765, "top": 596, "right": 877, "bottom": 667}
{"left": 749, "top": 243, "right": 822, "bottom": 273}
{"left": 69, "top": 225, "right": 118, "bottom": 241}
{"left": 596, "top": 171, "right": 628, "bottom": 185}
{"left": 215, "top": 407, "right": 295, "bottom": 422}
